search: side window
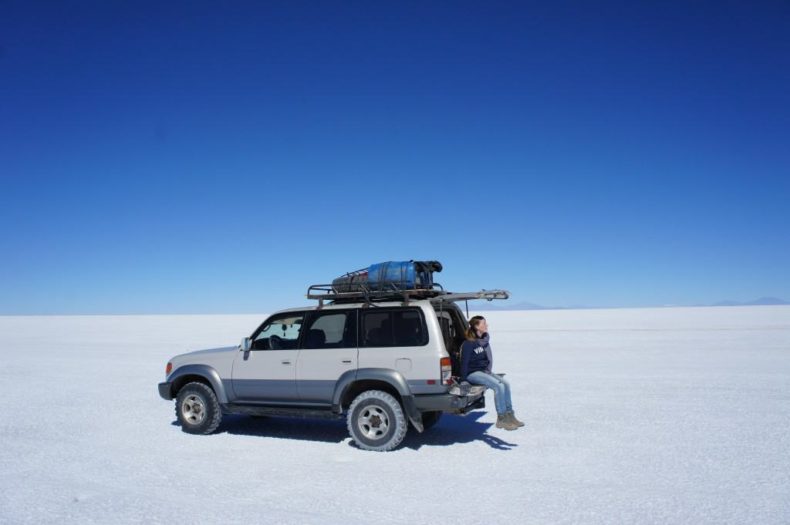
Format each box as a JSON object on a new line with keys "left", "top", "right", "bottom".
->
{"left": 362, "top": 312, "right": 390, "bottom": 347}
{"left": 360, "top": 308, "right": 427, "bottom": 347}
{"left": 251, "top": 312, "right": 306, "bottom": 350}
{"left": 301, "top": 310, "right": 357, "bottom": 349}
{"left": 393, "top": 309, "right": 428, "bottom": 346}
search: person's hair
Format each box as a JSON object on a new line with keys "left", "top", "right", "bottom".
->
{"left": 465, "top": 316, "right": 486, "bottom": 341}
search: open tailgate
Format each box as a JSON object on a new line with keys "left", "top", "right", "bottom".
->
{"left": 433, "top": 289, "right": 510, "bottom": 302}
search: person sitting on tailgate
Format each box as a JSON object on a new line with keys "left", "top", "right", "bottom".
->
{"left": 460, "top": 315, "right": 524, "bottom": 431}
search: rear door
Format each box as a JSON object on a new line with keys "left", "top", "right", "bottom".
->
{"left": 296, "top": 309, "right": 358, "bottom": 403}
{"left": 357, "top": 307, "right": 429, "bottom": 383}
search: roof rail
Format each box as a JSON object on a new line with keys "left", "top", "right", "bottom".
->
{"left": 306, "top": 282, "right": 445, "bottom": 308}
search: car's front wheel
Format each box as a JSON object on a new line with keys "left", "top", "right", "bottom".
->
{"left": 347, "top": 390, "right": 407, "bottom": 452}
{"left": 175, "top": 381, "right": 222, "bottom": 435}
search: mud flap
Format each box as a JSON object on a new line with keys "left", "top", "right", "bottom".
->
{"left": 401, "top": 395, "right": 424, "bottom": 433}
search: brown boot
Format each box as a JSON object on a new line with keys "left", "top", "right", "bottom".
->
{"left": 496, "top": 413, "right": 518, "bottom": 431}
{"left": 506, "top": 411, "right": 525, "bottom": 427}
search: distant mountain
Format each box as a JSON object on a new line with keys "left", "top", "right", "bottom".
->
{"left": 711, "top": 297, "right": 789, "bottom": 307}
{"left": 746, "top": 297, "right": 789, "bottom": 305}
{"left": 472, "top": 301, "right": 545, "bottom": 311}
{"left": 471, "top": 296, "right": 790, "bottom": 311}
{"left": 711, "top": 300, "right": 742, "bottom": 307}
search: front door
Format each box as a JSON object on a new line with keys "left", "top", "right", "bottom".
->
{"left": 231, "top": 311, "right": 306, "bottom": 402}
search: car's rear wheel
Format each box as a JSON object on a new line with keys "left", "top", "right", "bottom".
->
{"left": 347, "top": 390, "right": 407, "bottom": 452}
{"left": 175, "top": 382, "right": 222, "bottom": 435}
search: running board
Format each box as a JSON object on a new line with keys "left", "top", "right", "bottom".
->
{"left": 223, "top": 403, "right": 344, "bottom": 420}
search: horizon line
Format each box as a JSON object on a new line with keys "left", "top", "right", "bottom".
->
{"left": 2, "top": 303, "right": 789, "bottom": 317}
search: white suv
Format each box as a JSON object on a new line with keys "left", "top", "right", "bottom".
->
{"left": 158, "top": 287, "right": 508, "bottom": 451}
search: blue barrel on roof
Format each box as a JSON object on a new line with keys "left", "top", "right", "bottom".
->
{"left": 368, "top": 261, "right": 417, "bottom": 290}
{"left": 367, "top": 260, "right": 443, "bottom": 291}
{"left": 332, "top": 260, "right": 442, "bottom": 293}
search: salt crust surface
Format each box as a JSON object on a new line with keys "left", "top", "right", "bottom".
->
{"left": 1, "top": 306, "right": 788, "bottom": 524}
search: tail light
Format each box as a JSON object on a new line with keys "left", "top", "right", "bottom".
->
{"left": 165, "top": 362, "right": 172, "bottom": 376}
{"left": 440, "top": 357, "right": 452, "bottom": 385}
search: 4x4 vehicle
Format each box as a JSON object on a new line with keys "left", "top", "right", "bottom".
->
{"left": 158, "top": 285, "right": 509, "bottom": 451}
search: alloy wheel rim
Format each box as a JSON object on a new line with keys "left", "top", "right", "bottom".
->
{"left": 182, "top": 395, "right": 206, "bottom": 425}
{"left": 358, "top": 405, "right": 390, "bottom": 440}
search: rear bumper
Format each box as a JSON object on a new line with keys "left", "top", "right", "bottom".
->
{"left": 158, "top": 382, "right": 173, "bottom": 400}
{"left": 413, "top": 392, "right": 485, "bottom": 413}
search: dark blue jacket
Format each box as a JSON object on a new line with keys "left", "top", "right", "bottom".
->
{"left": 460, "top": 332, "right": 492, "bottom": 381}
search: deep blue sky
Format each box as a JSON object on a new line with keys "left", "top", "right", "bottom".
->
{"left": 1, "top": 1, "right": 789, "bottom": 314}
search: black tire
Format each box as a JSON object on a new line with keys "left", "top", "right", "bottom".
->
{"left": 421, "top": 411, "right": 443, "bottom": 431}
{"left": 347, "top": 390, "right": 408, "bottom": 452}
{"left": 175, "top": 381, "right": 222, "bottom": 435}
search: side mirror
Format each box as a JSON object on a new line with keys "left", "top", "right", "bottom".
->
{"left": 240, "top": 337, "right": 252, "bottom": 351}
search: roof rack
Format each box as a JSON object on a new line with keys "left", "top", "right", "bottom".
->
{"left": 306, "top": 282, "right": 445, "bottom": 308}
{"left": 306, "top": 283, "right": 510, "bottom": 308}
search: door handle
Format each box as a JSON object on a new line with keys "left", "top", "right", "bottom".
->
{"left": 342, "top": 359, "right": 352, "bottom": 364}
{"left": 281, "top": 360, "right": 292, "bottom": 365}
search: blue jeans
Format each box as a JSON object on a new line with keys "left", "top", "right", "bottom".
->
{"left": 466, "top": 371, "right": 513, "bottom": 416}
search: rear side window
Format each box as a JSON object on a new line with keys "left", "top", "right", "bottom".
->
{"left": 360, "top": 308, "right": 428, "bottom": 347}
{"left": 301, "top": 310, "right": 357, "bottom": 349}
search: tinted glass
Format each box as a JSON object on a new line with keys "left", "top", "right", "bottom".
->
{"left": 361, "top": 308, "right": 427, "bottom": 347}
